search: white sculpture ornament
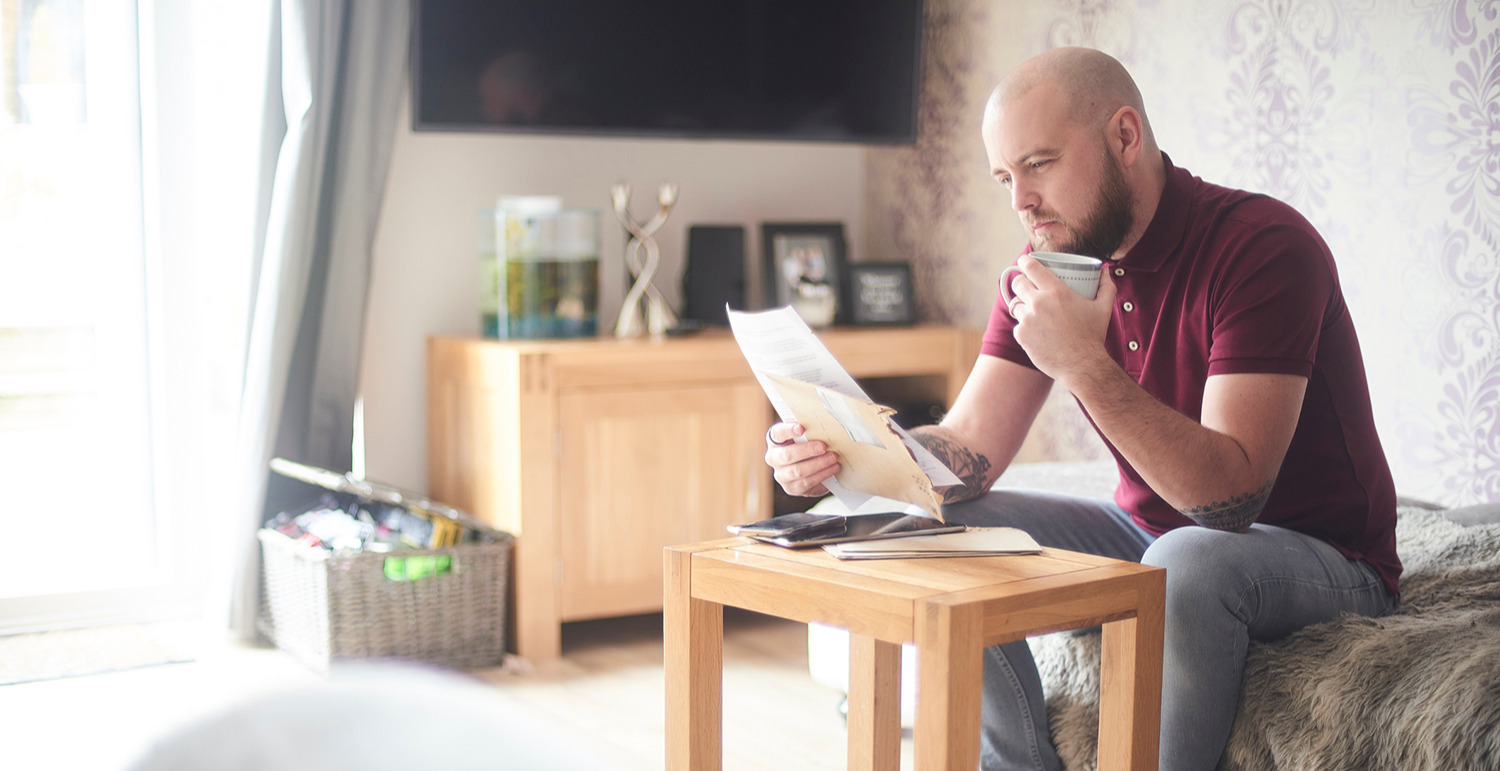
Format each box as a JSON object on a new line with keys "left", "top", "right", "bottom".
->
{"left": 612, "top": 182, "right": 679, "bottom": 337}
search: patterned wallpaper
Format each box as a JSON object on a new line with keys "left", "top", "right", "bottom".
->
{"left": 866, "top": 0, "right": 1500, "bottom": 505}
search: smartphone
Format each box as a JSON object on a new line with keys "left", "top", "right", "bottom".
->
{"left": 758, "top": 512, "right": 963, "bottom": 548}
{"left": 728, "top": 512, "right": 846, "bottom": 538}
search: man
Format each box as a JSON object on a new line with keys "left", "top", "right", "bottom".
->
{"left": 765, "top": 47, "right": 1400, "bottom": 770}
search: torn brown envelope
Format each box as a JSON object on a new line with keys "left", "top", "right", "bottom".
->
{"left": 764, "top": 373, "right": 944, "bottom": 521}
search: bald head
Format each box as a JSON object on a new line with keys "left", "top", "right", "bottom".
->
{"left": 980, "top": 47, "right": 1167, "bottom": 260}
{"left": 985, "top": 47, "right": 1155, "bottom": 149}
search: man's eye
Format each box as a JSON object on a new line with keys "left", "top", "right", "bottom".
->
{"left": 999, "top": 177, "right": 1012, "bottom": 189}
{"left": 1032, "top": 160, "right": 1050, "bottom": 170}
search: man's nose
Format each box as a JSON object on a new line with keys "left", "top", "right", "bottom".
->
{"left": 1010, "top": 180, "right": 1039, "bottom": 212}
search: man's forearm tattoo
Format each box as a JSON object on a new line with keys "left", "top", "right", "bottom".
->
{"left": 912, "top": 430, "right": 993, "bottom": 503}
{"left": 1179, "top": 479, "right": 1275, "bottom": 531}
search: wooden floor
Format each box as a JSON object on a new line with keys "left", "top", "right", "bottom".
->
{"left": 1, "top": 610, "right": 912, "bottom": 770}
{"left": 478, "top": 609, "right": 910, "bottom": 769}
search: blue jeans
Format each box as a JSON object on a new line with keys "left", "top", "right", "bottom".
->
{"left": 943, "top": 490, "right": 1396, "bottom": 771}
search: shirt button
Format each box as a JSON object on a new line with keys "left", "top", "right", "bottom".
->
{"left": 1122, "top": 301, "right": 1135, "bottom": 312}
{"left": 1114, "top": 267, "right": 1125, "bottom": 277}
{"left": 1128, "top": 341, "right": 1140, "bottom": 352}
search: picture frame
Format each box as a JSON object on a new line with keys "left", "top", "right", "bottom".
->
{"left": 844, "top": 262, "right": 915, "bottom": 325}
{"left": 761, "top": 222, "right": 846, "bottom": 328}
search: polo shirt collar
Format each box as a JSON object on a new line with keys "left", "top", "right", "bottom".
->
{"left": 1117, "top": 152, "right": 1191, "bottom": 273}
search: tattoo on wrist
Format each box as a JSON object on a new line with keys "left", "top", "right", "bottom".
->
{"left": 1179, "top": 479, "right": 1274, "bottom": 531}
{"left": 912, "top": 429, "right": 993, "bottom": 503}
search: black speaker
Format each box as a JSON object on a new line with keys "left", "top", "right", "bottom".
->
{"left": 682, "top": 225, "right": 746, "bottom": 326}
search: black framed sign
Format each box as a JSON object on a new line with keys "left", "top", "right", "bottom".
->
{"left": 761, "top": 222, "right": 845, "bottom": 327}
{"left": 845, "top": 262, "right": 915, "bottom": 325}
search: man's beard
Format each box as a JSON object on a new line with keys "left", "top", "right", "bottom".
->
{"left": 1031, "top": 148, "right": 1134, "bottom": 259}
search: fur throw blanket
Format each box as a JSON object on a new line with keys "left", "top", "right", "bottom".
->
{"left": 1033, "top": 508, "right": 1500, "bottom": 771}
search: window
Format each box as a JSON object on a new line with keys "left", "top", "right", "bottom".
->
{"left": 1, "top": 0, "right": 159, "bottom": 606}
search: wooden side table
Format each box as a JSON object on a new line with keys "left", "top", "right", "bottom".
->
{"left": 664, "top": 538, "right": 1165, "bottom": 771}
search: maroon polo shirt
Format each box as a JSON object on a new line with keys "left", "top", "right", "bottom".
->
{"left": 982, "top": 154, "right": 1402, "bottom": 596}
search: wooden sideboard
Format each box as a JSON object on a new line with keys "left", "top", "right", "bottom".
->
{"left": 426, "top": 326, "right": 982, "bottom": 660}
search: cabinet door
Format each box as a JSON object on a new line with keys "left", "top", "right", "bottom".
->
{"left": 557, "top": 382, "right": 769, "bottom": 620}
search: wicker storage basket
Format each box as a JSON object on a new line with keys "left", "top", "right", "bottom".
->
{"left": 256, "top": 527, "right": 513, "bottom": 674}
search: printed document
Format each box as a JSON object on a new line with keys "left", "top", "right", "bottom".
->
{"left": 727, "top": 307, "right": 960, "bottom": 519}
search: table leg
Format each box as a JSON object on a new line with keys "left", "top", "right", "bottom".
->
{"left": 914, "top": 601, "right": 984, "bottom": 771}
{"left": 665, "top": 549, "right": 724, "bottom": 771}
{"left": 1098, "top": 573, "right": 1165, "bottom": 771}
{"left": 847, "top": 634, "right": 901, "bottom": 771}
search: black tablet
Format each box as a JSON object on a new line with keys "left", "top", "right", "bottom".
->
{"left": 727, "top": 512, "right": 846, "bottom": 539}
{"left": 754, "top": 512, "right": 962, "bottom": 548}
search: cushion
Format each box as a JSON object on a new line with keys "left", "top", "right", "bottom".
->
{"left": 1439, "top": 501, "right": 1500, "bottom": 528}
{"left": 128, "top": 663, "right": 615, "bottom": 770}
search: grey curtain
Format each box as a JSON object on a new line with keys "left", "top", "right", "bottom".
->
{"left": 229, "top": 0, "right": 410, "bottom": 633}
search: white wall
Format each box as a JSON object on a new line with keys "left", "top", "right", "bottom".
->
{"left": 360, "top": 94, "right": 868, "bottom": 493}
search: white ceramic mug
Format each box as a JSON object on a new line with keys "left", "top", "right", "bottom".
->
{"left": 1000, "top": 251, "right": 1104, "bottom": 316}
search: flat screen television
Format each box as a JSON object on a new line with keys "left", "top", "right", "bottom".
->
{"left": 412, "top": 0, "right": 925, "bottom": 144}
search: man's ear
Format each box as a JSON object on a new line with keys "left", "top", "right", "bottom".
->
{"left": 1111, "top": 106, "right": 1144, "bottom": 167}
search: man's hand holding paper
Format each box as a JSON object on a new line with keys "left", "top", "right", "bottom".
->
{"left": 764, "top": 422, "right": 840, "bottom": 498}
{"left": 764, "top": 374, "right": 944, "bottom": 520}
{"left": 729, "top": 306, "right": 957, "bottom": 520}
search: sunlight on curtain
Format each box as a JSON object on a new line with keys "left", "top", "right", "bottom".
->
{"left": 135, "top": 0, "right": 266, "bottom": 629}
